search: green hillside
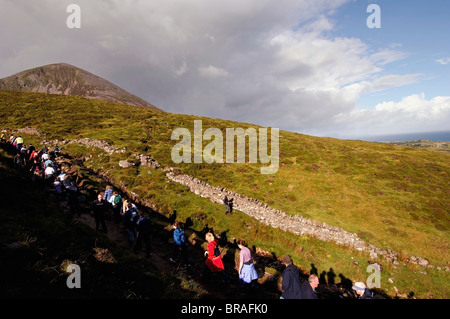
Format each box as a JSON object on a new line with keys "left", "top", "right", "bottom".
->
{"left": 1, "top": 90, "right": 449, "bottom": 299}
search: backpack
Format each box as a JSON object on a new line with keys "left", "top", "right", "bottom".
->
{"left": 112, "top": 195, "right": 122, "bottom": 207}
{"left": 123, "top": 208, "right": 137, "bottom": 227}
{"left": 214, "top": 243, "right": 221, "bottom": 257}
{"left": 130, "top": 210, "right": 138, "bottom": 224}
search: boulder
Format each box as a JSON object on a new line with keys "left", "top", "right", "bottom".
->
{"left": 119, "top": 160, "right": 134, "bottom": 168}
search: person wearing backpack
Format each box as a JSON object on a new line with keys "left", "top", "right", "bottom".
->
{"left": 134, "top": 210, "right": 152, "bottom": 258}
{"left": 15, "top": 136, "right": 23, "bottom": 151}
{"left": 30, "top": 159, "right": 42, "bottom": 182}
{"left": 122, "top": 201, "right": 138, "bottom": 244}
{"left": 201, "top": 232, "right": 230, "bottom": 283}
{"left": 170, "top": 221, "right": 190, "bottom": 266}
{"left": 53, "top": 145, "right": 61, "bottom": 158}
{"left": 29, "top": 149, "right": 39, "bottom": 162}
{"left": 109, "top": 191, "right": 123, "bottom": 228}
{"left": 237, "top": 240, "right": 259, "bottom": 287}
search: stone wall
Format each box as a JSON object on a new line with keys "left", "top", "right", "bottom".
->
{"left": 165, "top": 170, "right": 436, "bottom": 269}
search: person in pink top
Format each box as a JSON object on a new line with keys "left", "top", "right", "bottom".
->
{"left": 237, "top": 240, "right": 258, "bottom": 286}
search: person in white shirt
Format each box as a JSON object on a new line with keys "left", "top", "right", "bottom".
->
{"left": 45, "top": 165, "right": 55, "bottom": 180}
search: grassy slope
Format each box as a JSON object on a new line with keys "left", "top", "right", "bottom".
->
{"left": 1, "top": 90, "right": 449, "bottom": 299}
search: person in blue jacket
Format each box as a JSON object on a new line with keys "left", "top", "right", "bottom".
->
{"left": 134, "top": 210, "right": 152, "bottom": 258}
{"left": 170, "top": 221, "right": 190, "bottom": 266}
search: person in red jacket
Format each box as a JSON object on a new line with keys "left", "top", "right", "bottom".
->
{"left": 201, "top": 232, "right": 230, "bottom": 283}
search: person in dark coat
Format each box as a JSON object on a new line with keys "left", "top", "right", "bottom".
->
{"left": 280, "top": 255, "right": 302, "bottom": 299}
{"left": 122, "top": 201, "right": 138, "bottom": 244}
{"left": 228, "top": 197, "right": 234, "bottom": 214}
{"left": 223, "top": 196, "right": 230, "bottom": 214}
{"left": 134, "top": 210, "right": 152, "bottom": 258}
{"left": 92, "top": 193, "right": 107, "bottom": 233}
{"left": 301, "top": 274, "right": 319, "bottom": 299}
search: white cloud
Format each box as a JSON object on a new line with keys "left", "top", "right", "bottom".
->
{"left": 332, "top": 93, "right": 450, "bottom": 136}
{"left": 436, "top": 57, "right": 450, "bottom": 65}
{"left": 197, "top": 65, "right": 229, "bottom": 78}
{"left": 342, "top": 73, "right": 423, "bottom": 101}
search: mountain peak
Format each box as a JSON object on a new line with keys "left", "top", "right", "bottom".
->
{"left": 0, "top": 63, "right": 161, "bottom": 110}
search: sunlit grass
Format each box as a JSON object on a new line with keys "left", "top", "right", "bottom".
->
{"left": 1, "top": 90, "right": 449, "bottom": 298}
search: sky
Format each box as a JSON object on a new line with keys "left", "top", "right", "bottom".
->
{"left": 1, "top": 0, "right": 449, "bottom": 140}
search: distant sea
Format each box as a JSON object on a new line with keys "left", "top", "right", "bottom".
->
{"left": 360, "top": 131, "right": 450, "bottom": 142}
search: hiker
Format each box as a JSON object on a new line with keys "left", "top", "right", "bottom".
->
{"left": 223, "top": 196, "right": 229, "bottom": 214}
{"left": 122, "top": 201, "right": 138, "bottom": 244}
{"left": 42, "top": 152, "right": 50, "bottom": 162}
{"left": 92, "top": 193, "right": 108, "bottom": 233}
{"left": 134, "top": 210, "right": 152, "bottom": 258}
{"left": 237, "top": 240, "right": 258, "bottom": 287}
{"left": 44, "top": 164, "right": 56, "bottom": 181}
{"left": 352, "top": 281, "right": 385, "bottom": 299}
{"left": 223, "top": 196, "right": 234, "bottom": 214}
{"left": 202, "top": 232, "right": 230, "bottom": 283}
{"left": 58, "top": 173, "right": 72, "bottom": 190}
{"left": 103, "top": 185, "right": 114, "bottom": 217}
{"left": 40, "top": 145, "right": 49, "bottom": 155}
{"left": 66, "top": 183, "right": 80, "bottom": 215}
{"left": 53, "top": 178, "right": 63, "bottom": 201}
{"left": 170, "top": 221, "right": 190, "bottom": 266}
{"left": 103, "top": 185, "right": 113, "bottom": 202}
{"left": 122, "top": 196, "right": 130, "bottom": 220}
{"left": 15, "top": 136, "right": 23, "bottom": 151}
{"left": 29, "top": 148, "right": 39, "bottom": 162}
{"left": 228, "top": 197, "right": 234, "bottom": 214}
{"left": 279, "top": 255, "right": 302, "bottom": 299}
{"left": 20, "top": 144, "right": 28, "bottom": 158}
{"left": 301, "top": 274, "right": 319, "bottom": 299}
{"left": 30, "top": 159, "right": 42, "bottom": 182}
{"left": 13, "top": 152, "right": 25, "bottom": 170}
{"left": 109, "top": 190, "right": 123, "bottom": 227}
{"left": 28, "top": 143, "right": 35, "bottom": 154}
{"left": 54, "top": 145, "right": 61, "bottom": 157}
{"left": 44, "top": 158, "right": 54, "bottom": 168}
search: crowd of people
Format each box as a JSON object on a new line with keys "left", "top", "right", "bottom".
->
{"left": 6, "top": 133, "right": 80, "bottom": 214}
{"left": 3, "top": 133, "right": 153, "bottom": 259}
{"left": 2, "top": 132, "right": 380, "bottom": 299}
{"left": 91, "top": 185, "right": 153, "bottom": 258}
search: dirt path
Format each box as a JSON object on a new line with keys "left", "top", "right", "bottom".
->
{"left": 66, "top": 200, "right": 280, "bottom": 299}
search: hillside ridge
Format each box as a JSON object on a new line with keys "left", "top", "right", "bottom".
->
{"left": 0, "top": 63, "right": 161, "bottom": 110}
{"left": 1, "top": 91, "right": 449, "bottom": 298}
